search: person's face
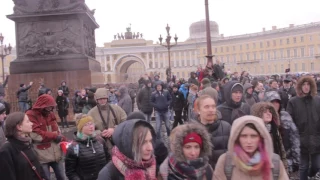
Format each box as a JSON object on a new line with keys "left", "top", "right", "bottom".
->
{"left": 173, "top": 87, "right": 178, "bottom": 92}
{"left": 110, "top": 88, "right": 114, "bottom": 93}
{"left": 141, "top": 130, "right": 153, "bottom": 161}
{"left": 283, "top": 82, "right": 290, "bottom": 89}
{"left": 45, "top": 106, "right": 54, "bottom": 112}
{"left": 0, "top": 111, "right": 6, "bottom": 121}
{"left": 271, "top": 100, "right": 280, "bottom": 112}
{"left": 216, "top": 86, "right": 220, "bottom": 91}
{"left": 231, "top": 91, "right": 243, "bottom": 103}
{"left": 239, "top": 126, "right": 260, "bottom": 155}
{"left": 224, "top": 79, "right": 229, "bottom": 84}
{"left": 97, "top": 98, "right": 108, "bottom": 105}
{"left": 246, "top": 87, "right": 253, "bottom": 95}
{"left": 147, "top": 83, "right": 152, "bottom": 88}
{"left": 271, "top": 82, "right": 278, "bottom": 89}
{"left": 302, "top": 82, "right": 310, "bottom": 94}
{"left": 77, "top": 92, "right": 81, "bottom": 96}
{"left": 62, "top": 82, "right": 66, "bottom": 86}
{"left": 257, "top": 83, "right": 264, "bottom": 91}
{"left": 183, "top": 142, "right": 201, "bottom": 160}
{"left": 262, "top": 109, "right": 272, "bottom": 123}
{"left": 234, "top": 73, "right": 239, "bottom": 78}
{"left": 17, "top": 115, "right": 33, "bottom": 134}
{"left": 199, "top": 98, "right": 217, "bottom": 124}
{"left": 82, "top": 121, "right": 95, "bottom": 136}
{"left": 156, "top": 85, "right": 162, "bottom": 91}
{"left": 154, "top": 76, "right": 159, "bottom": 81}
{"left": 243, "top": 72, "right": 248, "bottom": 76}
{"left": 81, "top": 90, "right": 86, "bottom": 96}
{"left": 58, "top": 91, "right": 63, "bottom": 96}
{"left": 47, "top": 90, "right": 52, "bottom": 95}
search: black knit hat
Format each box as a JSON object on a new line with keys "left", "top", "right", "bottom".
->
{"left": 20, "top": 84, "right": 25, "bottom": 87}
{"left": 231, "top": 83, "right": 243, "bottom": 93}
{"left": 172, "top": 84, "right": 179, "bottom": 88}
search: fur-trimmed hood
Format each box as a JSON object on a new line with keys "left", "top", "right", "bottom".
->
{"left": 251, "top": 102, "right": 280, "bottom": 126}
{"left": 296, "top": 76, "right": 317, "bottom": 97}
{"left": 172, "top": 123, "right": 212, "bottom": 162}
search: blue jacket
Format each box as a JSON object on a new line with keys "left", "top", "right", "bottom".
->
{"left": 151, "top": 90, "right": 172, "bottom": 113}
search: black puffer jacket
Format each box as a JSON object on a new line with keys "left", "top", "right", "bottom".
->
{"left": 217, "top": 81, "right": 250, "bottom": 125}
{"left": 65, "top": 134, "right": 109, "bottom": 180}
{"left": 171, "top": 90, "right": 185, "bottom": 111}
{"left": 137, "top": 86, "right": 153, "bottom": 114}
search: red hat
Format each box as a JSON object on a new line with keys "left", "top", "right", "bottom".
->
{"left": 183, "top": 132, "right": 203, "bottom": 148}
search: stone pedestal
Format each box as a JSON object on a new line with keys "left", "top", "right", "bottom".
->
{"left": 6, "top": 0, "right": 104, "bottom": 118}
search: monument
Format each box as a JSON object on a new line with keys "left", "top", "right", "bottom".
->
{"left": 7, "top": 0, "right": 104, "bottom": 109}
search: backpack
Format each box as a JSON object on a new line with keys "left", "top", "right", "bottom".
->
{"left": 224, "top": 152, "right": 280, "bottom": 180}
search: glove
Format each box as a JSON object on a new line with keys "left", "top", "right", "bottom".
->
{"left": 54, "top": 135, "right": 66, "bottom": 143}
{"left": 292, "top": 165, "right": 299, "bottom": 173}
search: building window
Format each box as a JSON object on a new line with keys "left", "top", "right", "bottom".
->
{"left": 246, "top": 53, "right": 250, "bottom": 61}
{"left": 226, "top": 47, "right": 229, "bottom": 52}
{"left": 268, "top": 65, "right": 271, "bottom": 73}
{"left": 240, "top": 45, "right": 242, "bottom": 50}
{"left": 294, "top": 49, "right": 297, "bottom": 57}
{"left": 182, "top": 72, "right": 185, "bottom": 78}
{"left": 233, "top": 54, "right": 237, "bottom": 62}
{"left": 293, "top": 37, "right": 297, "bottom": 43}
{"left": 261, "top": 66, "right": 264, "bottom": 73}
{"left": 273, "top": 50, "right": 277, "bottom": 59}
{"left": 233, "top": 46, "right": 236, "bottom": 51}
{"left": 240, "top": 54, "right": 243, "bottom": 61}
{"left": 155, "top": 62, "right": 158, "bottom": 68}
{"left": 287, "top": 38, "right": 290, "bottom": 44}
{"left": 294, "top": 63, "right": 298, "bottom": 71}
{"left": 280, "top": 39, "right": 283, "bottom": 45}
{"left": 260, "top": 42, "right": 263, "bottom": 48}
{"left": 301, "top": 36, "right": 304, "bottom": 42}
{"left": 176, "top": 72, "right": 180, "bottom": 78}
{"left": 280, "top": 49, "right": 284, "bottom": 58}
{"left": 281, "top": 64, "right": 284, "bottom": 72}
{"left": 253, "top": 52, "right": 257, "bottom": 60}
{"left": 220, "top": 47, "right": 223, "bottom": 53}
{"left": 301, "top": 48, "right": 305, "bottom": 57}
{"left": 260, "top": 52, "right": 264, "bottom": 60}
{"left": 274, "top": 65, "right": 277, "bottom": 73}
{"left": 302, "top": 63, "right": 305, "bottom": 71}
{"left": 160, "top": 62, "right": 163, "bottom": 68}
{"left": 310, "top": 36, "right": 313, "bottom": 41}
{"left": 203, "top": 48, "right": 206, "bottom": 55}
{"left": 253, "top": 43, "right": 256, "bottom": 48}
{"left": 246, "top": 44, "right": 249, "bottom": 49}
{"left": 226, "top": 55, "right": 230, "bottom": 63}
{"left": 310, "top": 46, "right": 314, "bottom": 57}
{"left": 221, "top": 56, "right": 224, "bottom": 63}
{"left": 267, "top": 41, "right": 270, "bottom": 47}
{"left": 176, "top": 61, "right": 180, "bottom": 67}
{"left": 215, "top": 48, "right": 217, "bottom": 53}
{"left": 181, "top": 60, "right": 185, "bottom": 67}
{"left": 267, "top": 51, "right": 271, "bottom": 60}
{"left": 186, "top": 60, "right": 190, "bottom": 66}
{"left": 273, "top": 40, "right": 276, "bottom": 46}
{"left": 311, "top": 62, "right": 314, "bottom": 71}
{"left": 287, "top": 49, "right": 290, "bottom": 58}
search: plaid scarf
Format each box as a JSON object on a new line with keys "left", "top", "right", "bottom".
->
{"left": 112, "top": 146, "right": 157, "bottom": 180}
{"left": 168, "top": 154, "right": 209, "bottom": 180}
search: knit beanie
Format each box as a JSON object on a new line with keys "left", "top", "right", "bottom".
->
{"left": 95, "top": 88, "right": 109, "bottom": 100}
{"left": 231, "top": 83, "right": 243, "bottom": 93}
{"left": 183, "top": 132, "right": 203, "bottom": 148}
{"left": 0, "top": 103, "right": 5, "bottom": 114}
{"left": 58, "top": 90, "right": 63, "bottom": 94}
{"left": 20, "top": 84, "right": 24, "bottom": 87}
{"left": 77, "top": 115, "right": 94, "bottom": 131}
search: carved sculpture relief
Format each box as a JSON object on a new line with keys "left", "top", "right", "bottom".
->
{"left": 83, "top": 23, "right": 96, "bottom": 58}
{"left": 18, "top": 20, "right": 81, "bottom": 57}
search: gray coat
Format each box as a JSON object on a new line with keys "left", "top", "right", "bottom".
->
{"left": 18, "top": 85, "right": 32, "bottom": 102}
{"left": 117, "top": 86, "right": 132, "bottom": 115}
{"left": 0, "top": 123, "right": 5, "bottom": 148}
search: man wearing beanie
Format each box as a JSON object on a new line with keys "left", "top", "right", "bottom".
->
{"left": 17, "top": 81, "right": 33, "bottom": 112}
{"left": 0, "top": 103, "right": 6, "bottom": 148}
{"left": 88, "top": 88, "right": 127, "bottom": 153}
{"left": 199, "top": 78, "right": 218, "bottom": 104}
{"left": 217, "top": 81, "right": 250, "bottom": 125}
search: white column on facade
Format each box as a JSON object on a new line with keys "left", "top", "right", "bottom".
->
{"left": 189, "top": 51, "right": 193, "bottom": 66}
{"left": 146, "top": 52, "right": 149, "bottom": 70}
{"left": 152, "top": 53, "right": 155, "bottom": 69}
{"left": 179, "top": 52, "right": 182, "bottom": 66}
{"left": 173, "top": 52, "right": 177, "bottom": 67}
{"left": 157, "top": 53, "right": 160, "bottom": 68}
{"left": 110, "top": 55, "right": 113, "bottom": 71}
{"left": 194, "top": 50, "right": 198, "bottom": 66}
{"left": 104, "top": 56, "right": 107, "bottom": 71}
{"left": 184, "top": 51, "right": 187, "bottom": 66}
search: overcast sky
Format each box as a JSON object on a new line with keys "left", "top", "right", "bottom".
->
{"left": 0, "top": 0, "right": 319, "bottom": 47}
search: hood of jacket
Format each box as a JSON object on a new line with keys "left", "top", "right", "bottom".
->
{"left": 223, "top": 81, "right": 243, "bottom": 107}
{"left": 243, "top": 83, "right": 253, "bottom": 94}
{"left": 296, "top": 76, "right": 317, "bottom": 97}
{"left": 118, "top": 86, "right": 129, "bottom": 99}
{"left": 112, "top": 119, "right": 156, "bottom": 159}
{"left": 251, "top": 102, "right": 280, "bottom": 126}
{"left": 172, "top": 122, "right": 212, "bottom": 162}
{"left": 264, "top": 91, "right": 281, "bottom": 102}
{"left": 32, "top": 94, "right": 56, "bottom": 110}
{"left": 228, "top": 115, "right": 274, "bottom": 162}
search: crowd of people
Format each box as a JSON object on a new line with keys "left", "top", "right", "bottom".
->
{"left": 0, "top": 64, "right": 319, "bottom": 180}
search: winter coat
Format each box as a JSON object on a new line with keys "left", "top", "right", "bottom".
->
{"left": 78, "top": 92, "right": 96, "bottom": 114}
{"left": 151, "top": 88, "right": 172, "bottom": 113}
{"left": 195, "top": 111, "right": 231, "bottom": 168}
{"left": 317, "top": 80, "right": 320, "bottom": 95}
{"left": 217, "top": 81, "right": 250, "bottom": 125}
{"left": 243, "top": 83, "right": 256, "bottom": 107}
{"left": 137, "top": 86, "right": 153, "bottom": 114}
{"left": 188, "top": 72, "right": 200, "bottom": 87}
{"left": 278, "top": 86, "right": 296, "bottom": 110}
{"left": 108, "top": 93, "right": 118, "bottom": 105}
{"left": 0, "top": 137, "right": 45, "bottom": 180}
{"left": 0, "top": 122, "right": 5, "bottom": 148}
{"left": 159, "top": 122, "right": 214, "bottom": 180}
{"left": 213, "top": 116, "right": 289, "bottom": 180}
{"left": 199, "top": 83, "right": 218, "bottom": 104}
{"left": 171, "top": 90, "right": 185, "bottom": 111}
{"left": 179, "top": 84, "right": 189, "bottom": 99}
{"left": 65, "top": 134, "right": 109, "bottom": 180}
{"left": 72, "top": 91, "right": 82, "bottom": 114}
{"left": 58, "top": 85, "right": 70, "bottom": 97}
{"left": 287, "top": 76, "right": 320, "bottom": 154}
{"left": 117, "top": 86, "right": 133, "bottom": 115}
{"left": 187, "top": 92, "right": 197, "bottom": 120}
{"left": 17, "top": 85, "right": 32, "bottom": 102}
{"left": 87, "top": 104, "right": 127, "bottom": 152}
{"left": 97, "top": 119, "right": 157, "bottom": 180}
{"left": 0, "top": 76, "right": 8, "bottom": 97}
{"left": 26, "top": 94, "right": 63, "bottom": 164}
{"left": 56, "top": 95, "right": 69, "bottom": 117}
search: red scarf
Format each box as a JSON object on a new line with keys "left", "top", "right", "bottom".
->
{"left": 112, "top": 146, "right": 157, "bottom": 180}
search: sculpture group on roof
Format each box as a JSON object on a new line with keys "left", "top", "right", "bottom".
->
{"left": 113, "top": 25, "right": 144, "bottom": 40}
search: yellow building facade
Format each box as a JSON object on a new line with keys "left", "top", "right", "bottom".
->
{"left": 96, "top": 21, "right": 320, "bottom": 83}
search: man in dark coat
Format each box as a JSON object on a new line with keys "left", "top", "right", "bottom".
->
{"left": 188, "top": 72, "right": 199, "bottom": 86}
{"left": 137, "top": 80, "right": 153, "bottom": 122}
{"left": 171, "top": 84, "right": 185, "bottom": 128}
{"left": 58, "top": 80, "right": 70, "bottom": 99}
{"left": 217, "top": 81, "right": 250, "bottom": 125}
{"left": 279, "top": 78, "right": 296, "bottom": 110}
{"left": 17, "top": 81, "right": 33, "bottom": 112}
{"left": 286, "top": 76, "right": 320, "bottom": 180}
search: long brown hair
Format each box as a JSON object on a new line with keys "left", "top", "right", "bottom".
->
{"left": 132, "top": 122, "right": 153, "bottom": 162}
{"left": 5, "top": 112, "right": 25, "bottom": 138}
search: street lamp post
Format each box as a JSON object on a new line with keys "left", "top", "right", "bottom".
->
{"left": 0, "top": 33, "right": 12, "bottom": 82}
{"left": 158, "top": 24, "right": 178, "bottom": 81}
{"left": 204, "top": 0, "right": 213, "bottom": 66}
